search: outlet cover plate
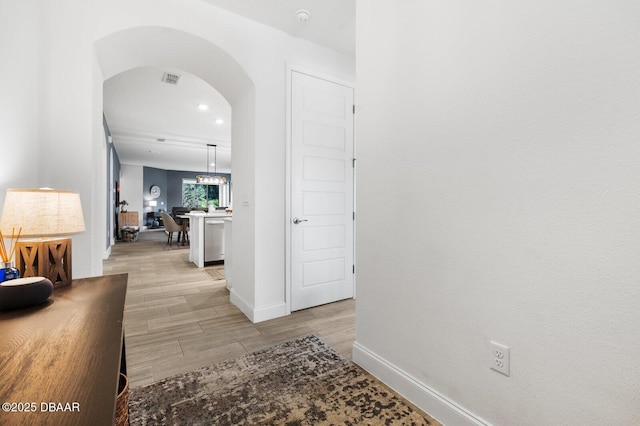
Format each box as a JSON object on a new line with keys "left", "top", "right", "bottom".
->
{"left": 490, "top": 341, "right": 510, "bottom": 376}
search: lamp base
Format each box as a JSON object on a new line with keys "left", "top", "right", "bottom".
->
{"left": 15, "top": 238, "right": 73, "bottom": 288}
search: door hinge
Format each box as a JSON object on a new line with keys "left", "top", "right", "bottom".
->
{"left": 353, "top": 104, "right": 356, "bottom": 114}
{"left": 352, "top": 158, "right": 356, "bottom": 168}
{"left": 353, "top": 264, "right": 355, "bottom": 274}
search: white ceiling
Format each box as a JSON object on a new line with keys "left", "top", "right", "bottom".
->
{"left": 105, "top": 0, "right": 355, "bottom": 174}
{"left": 200, "top": 0, "right": 355, "bottom": 57}
{"left": 105, "top": 67, "right": 232, "bottom": 173}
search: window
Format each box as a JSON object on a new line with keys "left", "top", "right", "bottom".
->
{"left": 182, "top": 179, "right": 231, "bottom": 209}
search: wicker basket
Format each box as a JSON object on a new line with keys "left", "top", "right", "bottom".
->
{"left": 115, "top": 373, "right": 129, "bottom": 426}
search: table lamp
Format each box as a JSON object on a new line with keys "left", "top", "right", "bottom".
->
{"left": 0, "top": 188, "right": 86, "bottom": 288}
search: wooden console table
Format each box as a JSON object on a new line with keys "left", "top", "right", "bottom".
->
{"left": 0, "top": 273, "right": 128, "bottom": 425}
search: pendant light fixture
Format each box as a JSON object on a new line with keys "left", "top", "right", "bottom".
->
{"left": 196, "top": 144, "right": 227, "bottom": 185}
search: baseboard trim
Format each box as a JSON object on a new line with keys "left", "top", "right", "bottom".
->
{"left": 252, "top": 302, "right": 288, "bottom": 323}
{"left": 352, "top": 341, "right": 489, "bottom": 426}
{"left": 229, "top": 289, "right": 288, "bottom": 324}
{"left": 103, "top": 245, "right": 112, "bottom": 260}
{"left": 229, "top": 289, "right": 254, "bottom": 322}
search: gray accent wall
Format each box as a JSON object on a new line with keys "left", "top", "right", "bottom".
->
{"left": 143, "top": 166, "right": 168, "bottom": 215}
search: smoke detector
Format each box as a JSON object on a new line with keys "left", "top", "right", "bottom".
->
{"left": 161, "top": 72, "right": 181, "bottom": 85}
{"left": 295, "top": 9, "right": 310, "bottom": 23}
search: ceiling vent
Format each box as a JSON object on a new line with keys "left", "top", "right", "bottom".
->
{"left": 161, "top": 72, "right": 181, "bottom": 85}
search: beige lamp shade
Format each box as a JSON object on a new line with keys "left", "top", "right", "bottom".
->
{"left": 0, "top": 188, "right": 86, "bottom": 237}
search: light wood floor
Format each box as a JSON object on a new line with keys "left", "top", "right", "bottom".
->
{"left": 103, "top": 230, "right": 355, "bottom": 388}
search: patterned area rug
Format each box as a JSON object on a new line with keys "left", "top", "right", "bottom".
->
{"left": 129, "top": 335, "right": 440, "bottom": 425}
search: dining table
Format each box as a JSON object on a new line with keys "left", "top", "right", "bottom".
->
{"left": 176, "top": 214, "right": 190, "bottom": 246}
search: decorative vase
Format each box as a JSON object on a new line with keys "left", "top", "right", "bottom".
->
{"left": 0, "top": 261, "right": 19, "bottom": 282}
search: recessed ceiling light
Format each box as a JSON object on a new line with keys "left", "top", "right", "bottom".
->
{"left": 215, "top": 118, "right": 224, "bottom": 125}
{"left": 198, "top": 104, "right": 209, "bottom": 111}
{"left": 149, "top": 150, "right": 162, "bottom": 154}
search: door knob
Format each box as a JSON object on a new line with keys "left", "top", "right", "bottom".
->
{"left": 292, "top": 217, "right": 308, "bottom": 224}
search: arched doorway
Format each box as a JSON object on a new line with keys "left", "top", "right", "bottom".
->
{"left": 95, "top": 26, "right": 256, "bottom": 311}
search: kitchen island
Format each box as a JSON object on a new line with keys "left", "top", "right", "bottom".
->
{"left": 187, "top": 211, "right": 232, "bottom": 268}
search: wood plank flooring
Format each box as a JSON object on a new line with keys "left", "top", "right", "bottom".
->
{"left": 103, "top": 230, "right": 355, "bottom": 388}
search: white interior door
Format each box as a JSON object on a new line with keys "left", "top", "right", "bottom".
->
{"left": 290, "top": 70, "right": 354, "bottom": 311}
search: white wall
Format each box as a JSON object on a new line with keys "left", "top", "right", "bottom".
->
{"left": 120, "top": 165, "right": 144, "bottom": 227}
{"left": 229, "top": 89, "right": 256, "bottom": 314}
{"left": 1, "top": 0, "right": 354, "bottom": 321}
{"left": 354, "top": 1, "right": 640, "bottom": 425}
{"left": 0, "top": 0, "right": 42, "bottom": 195}
{"left": 92, "top": 53, "right": 109, "bottom": 258}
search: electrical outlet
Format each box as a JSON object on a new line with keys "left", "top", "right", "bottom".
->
{"left": 490, "top": 341, "right": 510, "bottom": 376}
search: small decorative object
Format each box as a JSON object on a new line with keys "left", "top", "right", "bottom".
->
{"left": 0, "top": 276, "right": 54, "bottom": 310}
{"left": 115, "top": 373, "right": 130, "bottom": 426}
{"left": 118, "top": 200, "right": 129, "bottom": 212}
{"left": 150, "top": 185, "right": 161, "bottom": 198}
{"left": 0, "top": 226, "right": 21, "bottom": 282}
{"left": 0, "top": 261, "right": 20, "bottom": 282}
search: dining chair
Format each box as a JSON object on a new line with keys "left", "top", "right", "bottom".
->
{"left": 160, "top": 212, "right": 182, "bottom": 246}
